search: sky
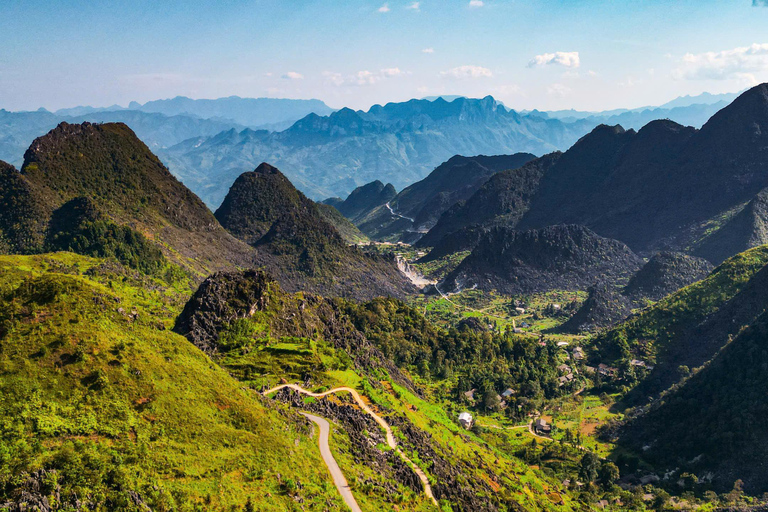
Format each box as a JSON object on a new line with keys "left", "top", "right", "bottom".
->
{"left": 2, "top": 0, "right": 768, "bottom": 112}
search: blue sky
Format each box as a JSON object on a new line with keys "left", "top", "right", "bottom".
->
{"left": 2, "top": 0, "right": 768, "bottom": 111}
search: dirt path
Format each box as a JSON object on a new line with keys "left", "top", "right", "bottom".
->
{"left": 263, "top": 384, "right": 438, "bottom": 508}
{"left": 385, "top": 202, "right": 415, "bottom": 223}
{"left": 300, "top": 412, "right": 362, "bottom": 512}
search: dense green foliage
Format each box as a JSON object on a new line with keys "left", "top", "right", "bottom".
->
{"left": 618, "top": 311, "right": 768, "bottom": 493}
{"left": 342, "top": 298, "right": 578, "bottom": 414}
{"left": 597, "top": 245, "right": 768, "bottom": 395}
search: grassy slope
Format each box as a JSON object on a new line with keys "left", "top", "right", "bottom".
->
{"left": 316, "top": 203, "right": 370, "bottom": 245}
{"left": 0, "top": 253, "right": 343, "bottom": 511}
{"left": 597, "top": 245, "right": 768, "bottom": 364}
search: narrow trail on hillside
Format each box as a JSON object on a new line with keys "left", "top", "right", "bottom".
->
{"left": 263, "top": 384, "right": 439, "bottom": 508}
{"left": 299, "top": 412, "right": 363, "bottom": 512}
{"left": 385, "top": 202, "right": 415, "bottom": 223}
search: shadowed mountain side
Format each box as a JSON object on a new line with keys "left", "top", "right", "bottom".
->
{"left": 417, "top": 153, "right": 560, "bottom": 249}
{"left": 1, "top": 122, "right": 257, "bottom": 276}
{"left": 441, "top": 224, "right": 643, "bottom": 295}
{"left": 517, "top": 85, "right": 768, "bottom": 254}
{"left": 215, "top": 163, "right": 415, "bottom": 300}
{"left": 693, "top": 188, "right": 768, "bottom": 264}
{"left": 559, "top": 252, "right": 714, "bottom": 334}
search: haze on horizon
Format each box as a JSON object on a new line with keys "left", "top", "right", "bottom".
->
{"left": 2, "top": 0, "right": 768, "bottom": 113}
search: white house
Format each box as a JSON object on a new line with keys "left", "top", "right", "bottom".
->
{"left": 458, "top": 412, "right": 473, "bottom": 429}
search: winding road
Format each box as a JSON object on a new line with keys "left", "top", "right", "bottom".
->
{"left": 385, "top": 202, "right": 415, "bottom": 223}
{"left": 263, "top": 384, "right": 438, "bottom": 508}
{"left": 300, "top": 412, "right": 362, "bottom": 512}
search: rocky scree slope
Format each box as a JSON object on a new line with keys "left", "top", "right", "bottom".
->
{"left": 441, "top": 224, "right": 644, "bottom": 295}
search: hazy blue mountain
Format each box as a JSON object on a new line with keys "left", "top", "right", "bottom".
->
{"left": 659, "top": 90, "right": 743, "bottom": 109}
{"left": 530, "top": 101, "right": 730, "bottom": 130}
{"left": 0, "top": 109, "right": 245, "bottom": 167}
{"left": 160, "top": 96, "right": 596, "bottom": 206}
{"left": 131, "top": 96, "right": 335, "bottom": 128}
{"left": 54, "top": 104, "right": 127, "bottom": 116}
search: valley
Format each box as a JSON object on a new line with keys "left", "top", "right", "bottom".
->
{"left": 3, "top": 80, "right": 768, "bottom": 512}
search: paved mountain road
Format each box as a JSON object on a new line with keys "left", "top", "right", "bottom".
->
{"left": 263, "top": 384, "right": 438, "bottom": 508}
{"left": 300, "top": 412, "right": 362, "bottom": 512}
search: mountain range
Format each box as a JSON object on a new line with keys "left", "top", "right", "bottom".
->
{"left": 5, "top": 82, "right": 768, "bottom": 511}
{"left": 411, "top": 84, "right": 768, "bottom": 271}
{"left": 1, "top": 92, "right": 741, "bottom": 209}
{"left": 0, "top": 121, "right": 410, "bottom": 300}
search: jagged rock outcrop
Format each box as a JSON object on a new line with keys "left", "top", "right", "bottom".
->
{"left": 558, "top": 284, "right": 632, "bottom": 334}
{"left": 624, "top": 251, "right": 713, "bottom": 301}
{"left": 442, "top": 224, "right": 643, "bottom": 295}
{"left": 174, "top": 269, "right": 415, "bottom": 388}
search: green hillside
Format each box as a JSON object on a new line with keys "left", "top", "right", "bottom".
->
{"left": 596, "top": 245, "right": 768, "bottom": 398}
{"left": 0, "top": 253, "right": 343, "bottom": 511}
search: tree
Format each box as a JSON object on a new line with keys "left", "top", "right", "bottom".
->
{"left": 578, "top": 452, "right": 600, "bottom": 483}
{"left": 652, "top": 489, "right": 671, "bottom": 511}
{"left": 599, "top": 462, "right": 620, "bottom": 488}
{"left": 482, "top": 383, "right": 501, "bottom": 411}
{"left": 244, "top": 497, "right": 255, "bottom": 512}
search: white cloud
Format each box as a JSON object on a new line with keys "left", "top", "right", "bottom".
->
{"left": 528, "top": 51, "right": 580, "bottom": 68}
{"left": 281, "top": 71, "right": 304, "bottom": 80}
{"left": 439, "top": 65, "right": 493, "bottom": 79}
{"left": 673, "top": 43, "right": 768, "bottom": 84}
{"left": 378, "top": 3, "right": 390, "bottom": 12}
{"left": 422, "top": 47, "right": 434, "bottom": 54}
{"left": 469, "top": 0, "right": 484, "bottom": 7}
{"left": 547, "top": 83, "right": 571, "bottom": 97}
{"left": 406, "top": 2, "right": 420, "bottom": 10}
{"left": 323, "top": 68, "right": 405, "bottom": 86}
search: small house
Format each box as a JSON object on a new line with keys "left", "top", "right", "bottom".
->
{"left": 598, "top": 363, "right": 618, "bottom": 377}
{"left": 464, "top": 388, "right": 476, "bottom": 401}
{"left": 515, "top": 307, "right": 526, "bottom": 315}
{"left": 572, "top": 347, "right": 585, "bottom": 360}
{"left": 557, "top": 363, "right": 571, "bottom": 373}
{"left": 501, "top": 388, "right": 515, "bottom": 398}
{"left": 534, "top": 418, "right": 551, "bottom": 434}
{"left": 458, "top": 412, "right": 473, "bottom": 429}
{"left": 556, "top": 341, "right": 569, "bottom": 347}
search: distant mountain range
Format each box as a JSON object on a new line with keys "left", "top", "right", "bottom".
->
{"left": 0, "top": 96, "right": 334, "bottom": 168}
{"left": 0, "top": 90, "right": 742, "bottom": 208}
{"left": 412, "top": 84, "right": 768, "bottom": 270}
